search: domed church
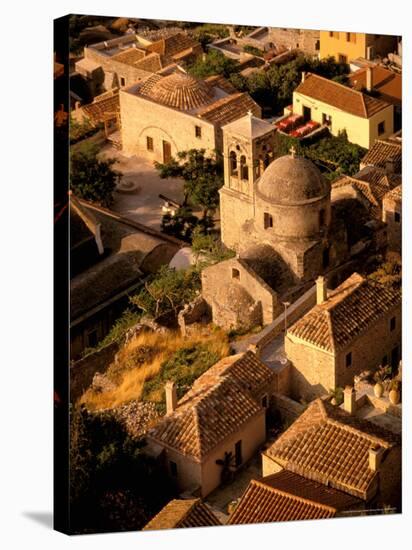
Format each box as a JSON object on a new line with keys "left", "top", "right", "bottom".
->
{"left": 219, "top": 113, "right": 348, "bottom": 283}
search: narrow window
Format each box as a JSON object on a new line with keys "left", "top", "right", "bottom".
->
{"left": 264, "top": 212, "right": 273, "bottom": 229}
{"left": 229, "top": 151, "right": 238, "bottom": 176}
{"left": 195, "top": 125, "right": 202, "bottom": 138}
{"left": 261, "top": 395, "right": 268, "bottom": 408}
{"left": 378, "top": 121, "right": 385, "bottom": 135}
{"left": 338, "top": 53, "right": 348, "bottom": 64}
{"left": 120, "top": 77, "right": 126, "bottom": 86}
{"left": 329, "top": 31, "right": 334, "bottom": 38}
{"left": 346, "top": 32, "right": 351, "bottom": 42}
{"left": 319, "top": 208, "right": 326, "bottom": 227}
{"left": 322, "top": 247, "right": 330, "bottom": 268}
{"left": 240, "top": 155, "right": 248, "bottom": 180}
{"left": 315, "top": 40, "right": 320, "bottom": 51}
{"left": 394, "top": 212, "right": 401, "bottom": 223}
{"left": 232, "top": 268, "right": 240, "bottom": 280}
{"left": 146, "top": 136, "right": 154, "bottom": 151}
{"left": 390, "top": 317, "right": 396, "bottom": 331}
{"left": 170, "top": 461, "right": 178, "bottom": 477}
{"left": 345, "top": 352, "right": 352, "bottom": 368}
{"left": 235, "top": 441, "right": 242, "bottom": 467}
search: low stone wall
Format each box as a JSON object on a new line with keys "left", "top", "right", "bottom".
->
{"left": 70, "top": 341, "right": 119, "bottom": 403}
{"left": 271, "top": 392, "right": 305, "bottom": 423}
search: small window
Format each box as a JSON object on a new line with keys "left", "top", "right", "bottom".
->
{"left": 261, "top": 395, "right": 268, "bottom": 408}
{"left": 345, "top": 352, "right": 352, "bottom": 368}
{"left": 329, "top": 31, "right": 334, "bottom": 38}
{"left": 338, "top": 53, "right": 348, "bottom": 64}
{"left": 390, "top": 317, "right": 396, "bottom": 331}
{"left": 195, "top": 125, "right": 202, "bottom": 138}
{"left": 232, "top": 268, "right": 240, "bottom": 280}
{"left": 315, "top": 40, "right": 320, "bottom": 51}
{"left": 319, "top": 208, "right": 326, "bottom": 227}
{"left": 394, "top": 212, "right": 401, "bottom": 223}
{"left": 240, "top": 155, "right": 248, "bottom": 181}
{"left": 146, "top": 136, "right": 154, "bottom": 151}
{"left": 120, "top": 77, "right": 126, "bottom": 87}
{"left": 378, "top": 121, "right": 385, "bottom": 135}
{"left": 230, "top": 151, "right": 238, "bottom": 176}
{"left": 346, "top": 32, "right": 351, "bottom": 42}
{"left": 170, "top": 461, "right": 178, "bottom": 477}
{"left": 322, "top": 247, "right": 330, "bottom": 269}
{"left": 264, "top": 212, "right": 273, "bottom": 229}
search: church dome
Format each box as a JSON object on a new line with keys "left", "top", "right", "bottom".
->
{"left": 144, "top": 72, "right": 214, "bottom": 110}
{"left": 256, "top": 154, "right": 330, "bottom": 205}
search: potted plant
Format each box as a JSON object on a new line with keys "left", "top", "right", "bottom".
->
{"left": 374, "top": 382, "right": 384, "bottom": 398}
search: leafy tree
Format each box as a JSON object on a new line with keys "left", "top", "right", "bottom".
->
{"left": 161, "top": 207, "right": 200, "bottom": 242}
{"left": 70, "top": 405, "right": 174, "bottom": 533}
{"left": 367, "top": 256, "right": 402, "bottom": 289}
{"left": 191, "top": 227, "right": 235, "bottom": 264}
{"left": 70, "top": 142, "right": 121, "bottom": 207}
{"left": 155, "top": 149, "right": 223, "bottom": 219}
{"left": 130, "top": 265, "right": 201, "bottom": 320}
{"left": 187, "top": 49, "right": 240, "bottom": 78}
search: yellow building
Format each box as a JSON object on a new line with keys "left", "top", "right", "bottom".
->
{"left": 292, "top": 73, "right": 393, "bottom": 148}
{"left": 319, "top": 31, "right": 398, "bottom": 64}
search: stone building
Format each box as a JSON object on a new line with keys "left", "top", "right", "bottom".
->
{"left": 285, "top": 273, "right": 401, "bottom": 401}
{"left": 292, "top": 72, "right": 393, "bottom": 148}
{"left": 228, "top": 470, "right": 363, "bottom": 524}
{"left": 75, "top": 31, "right": 202, "bottom": 96}
{"left": 143, "top": 498, "right": 221, "bottom": 530}
{"left": 331, "top": 166, "right": 401, "bottom": 220}
{"left": 262, "top": 398, "right": 401, "bottom": 509}
{"left": 69, "top": 196, "right": 180, "bottom": 358}
{"left": 120, "top": 71, "right": 260, "bottom": 162}
{"left": 382, "top": 185, "right": 402, "bottom": 254}
{"left": 146, "top": 351, "right": 275, "bottom": 497}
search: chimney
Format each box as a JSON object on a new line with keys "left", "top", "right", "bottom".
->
{"left": 301, "top": 71, "right": 306, "bottom": 83}
{"left": 343, "top": 386, "right": 356, "bottom": 414}
{"left": 366, "top": 67, "right": 373, "bottom": 92}
{"left": 369, "top": 446, "right": 384, "bottom": 472}
{"left": 316, "top": 276, "right": 327, "bottom": 305}
{"left": 165, "top": 381, "right": 177, "bottom": 415}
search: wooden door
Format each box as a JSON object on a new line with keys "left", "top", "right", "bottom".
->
{"left": 162, "top": 140, "right": 172, "bottom": 163}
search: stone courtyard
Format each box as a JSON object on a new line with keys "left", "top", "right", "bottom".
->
{"left": 100, "top": 143, "right": 185, "bottom": 229}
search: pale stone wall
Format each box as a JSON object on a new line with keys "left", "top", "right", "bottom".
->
{"left": 286, "top": 302, "right": 401, "bottom": 401}
{"left": 267, "top": 28, "right": 320, "bottom": 56}
{"left": 382, "top": 194, "right": 401, "bottom": 254}
{"left": 162, "top": 446, "right": 202, "bottom": 494}
{"left": 200, "top": 411, "right": 266, "bottom": 497}
{"left": 202, "top": 258, "right": 278, "bottom": 326}
{"left": 293, "top": 90, "right": 393, "bottom": 148}
{"left": 120, "top": 90, "right": 217, "bottom": 161}
{"left": 219, "top": 187, "right": 255, "bottom": 250}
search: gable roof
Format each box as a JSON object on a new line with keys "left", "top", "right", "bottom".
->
{"left": 295, "top": 73, "right": 390, "bottom": 118}
{"left": 143, "top": 498, "right": 220, "bottom": 530}
{"left": 264, "top": 399, "right": 400, "bottom": 500}
{"left": 198, "top": 92, "right": 261, "bottom": 126}
{"left": 287, "top": 273, "right": 401, "bottom": 352}
{"left": 361, "top": 139, "right": 402, "bottom": 173}
{"left": 111, "top": 47, "right": 146, "bottom": 65}
{"left": 147, "top": 32, "right": 199, "bottom": 58}
{"left": 148, "top": 352, "right": 273, "bottom": 460}
{"left": 82, "top": 90, "right": 120, "bottom": 123}
{"left": 228, "top": 470, "right": 362, "bottom": 524}
{"left": 348, "top": 66, "right": 401, "bottom": 105}
{"left": 332, "top": 167, "right": 401, "bottom": 218}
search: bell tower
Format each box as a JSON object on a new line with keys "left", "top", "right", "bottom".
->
{"left": 220, "top": 112, "right": 276, "bottom": 251}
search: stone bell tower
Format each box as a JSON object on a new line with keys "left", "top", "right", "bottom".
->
{"left": 220, "top": 111, "right": 276, "bottom": 251}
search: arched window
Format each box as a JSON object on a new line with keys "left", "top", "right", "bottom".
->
{"left": 229, "top": 151, "right": 238, "bottom": 176}
{"left": 264, "top": 212, "right": 273, "bottom": 229}
{"left": 240, "top": 155, "right": 248, "bottom": 181}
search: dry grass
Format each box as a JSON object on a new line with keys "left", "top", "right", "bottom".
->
{"left": 80, "top": 327, "right": 230, "bottom": 411}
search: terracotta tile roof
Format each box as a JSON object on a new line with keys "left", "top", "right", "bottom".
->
{"left": 148, "top": 352, "right": 272, "bottom": 460}
{"left": 332, "top": 167, "right": 401, "bottom": 217}
{"left": 228, "top": 471, "right": 363, "bottom": 524}
{"left": 147, "top": 32, "right": 199, "bottom": 58}
{"left": 348, "top": 66, "right": 402, "bottom": 105}
{"left": 265, "top": 399, "right": 400, "bottom": 500}
{"left": 143, "top": 498, "right": 220, "bottom": 530}
{"left": 287, "top": 273, "right": 401, "bottom": 352}
{"left": 133, "top": 52, "right": 163, "bottom": 73}
{"left": 361, "top": 139, "right": 402, "bottom": 173}
{"left": 111, "top": 47, "right": 146, "bottom": 65}
{"left": 205, "top": 75, "right": 238, "bottom": 94}
{"left": 198, "top": 92, "right": 260, "bottom": 127}
{"left": 82, "top": 90, "right": 120, "bottom": 123}
{"left": 295, "top": 73, "right": 390, "bottom": 118}
{"left": 383, "top": 184, "right": 402, "bottom": 202}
